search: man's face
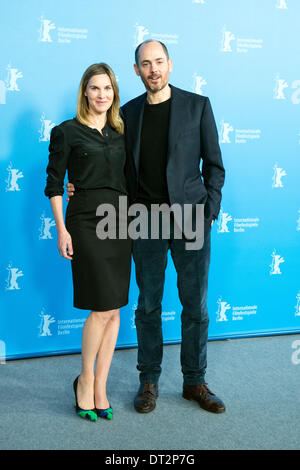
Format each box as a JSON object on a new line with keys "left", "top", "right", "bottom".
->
{"left": 134, "top": 41, "right": 172, "bottom": 93}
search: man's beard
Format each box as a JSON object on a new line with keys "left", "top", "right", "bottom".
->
{"left": 143, "top": 75, "right": 168, "bottom": 93}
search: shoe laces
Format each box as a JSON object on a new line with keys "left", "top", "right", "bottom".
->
{"left": 199, "top": 383, "right": 215, "bottom": 397}
{"left": 142, "top": 384, "right": 157, "bottom": 397}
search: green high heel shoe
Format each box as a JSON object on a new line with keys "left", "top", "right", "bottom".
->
{"left": 73, "top": 376, "right": 98, "bottom": 422}
{"left": 95, "top": 405, "right": 113, "bottom": 420}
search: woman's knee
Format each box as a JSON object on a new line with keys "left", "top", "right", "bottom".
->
{"left": 90, "top": 308, "right": 119, "bottom": 325}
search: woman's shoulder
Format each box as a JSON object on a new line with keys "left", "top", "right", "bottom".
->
{"left": 49, "top": 119, "right": 80, "bottom": 146}
{"left": 51, "top": 118, "right": 82, "bottom": 140}
{"left": 56, "top": 118, "right": 78, "bottom": 131}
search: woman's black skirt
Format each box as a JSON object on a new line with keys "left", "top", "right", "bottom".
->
{"left": 65, "top": 188, "right": 132, "bottom": 311}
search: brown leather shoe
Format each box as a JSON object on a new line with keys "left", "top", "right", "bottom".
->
{"left": 134, "top": 383, "right": 158, "bottom": 413}
{"left": 183, "top": 383, "right": 226, "bottom": 413}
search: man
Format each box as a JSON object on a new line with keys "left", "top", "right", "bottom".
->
{"left": 68, "top": 40, "right": 225, "bottom": 414}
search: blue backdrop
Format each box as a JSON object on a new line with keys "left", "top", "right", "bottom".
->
{"left": 1, "top": 0, "right": 299, "bottom": 360}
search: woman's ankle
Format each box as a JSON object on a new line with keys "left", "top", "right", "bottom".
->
{"left": 79, "top": 372, "right": 95, "bottom": 385}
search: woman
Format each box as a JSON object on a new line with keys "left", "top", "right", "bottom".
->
{"left": 44, "top": 63, "right": 131, "bottom": 422}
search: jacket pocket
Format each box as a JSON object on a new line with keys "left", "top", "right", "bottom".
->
{"left": 184, "top": 175, "right": 207, "bottom": 203}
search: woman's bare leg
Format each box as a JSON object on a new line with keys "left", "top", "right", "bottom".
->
{"left": 76, "top": 309, "right": 117, "bottom": 409}
{"left": 94, "top": 309, "right": 120, "bottom": 409}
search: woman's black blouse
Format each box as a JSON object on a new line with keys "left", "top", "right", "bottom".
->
{"left": 44, "top": 118, "right": 127, "bottom": 198}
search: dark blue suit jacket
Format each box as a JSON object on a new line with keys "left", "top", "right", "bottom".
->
{"left": 121, "top": 84, "right": 225, "bottom": 222}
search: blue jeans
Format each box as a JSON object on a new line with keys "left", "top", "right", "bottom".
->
{"left": 132, "top": 211, "right": 211, "bottom": 386}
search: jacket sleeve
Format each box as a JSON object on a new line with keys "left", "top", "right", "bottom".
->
{"left": 120, "top": 105, "right": 137, "bottom": 205}
{"left": 44, "top": 125, "right": 70, "bottom": 198}
{"left": 201, "top": 97, "right": 225, "bottom": 220}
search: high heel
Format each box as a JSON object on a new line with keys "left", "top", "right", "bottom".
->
{"left": 73, "top": 376, "right": 98, "bottom": 422}
{"left": 95, "top": 405, "right": 113, "bottom": 420}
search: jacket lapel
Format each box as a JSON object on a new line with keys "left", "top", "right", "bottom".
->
{"left": 167, "top": 85, "right": 184, "bottom": 161}
{"left": 130, "top": 93, "right": 146, "bottom": 173}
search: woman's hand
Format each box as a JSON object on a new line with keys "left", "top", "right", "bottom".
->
{"left": 57, "top": 229, "right": 73, "bottom": 260}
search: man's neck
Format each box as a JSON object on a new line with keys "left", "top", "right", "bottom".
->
{"left": 146, "top": 84, "right": 171, "bottom": 105}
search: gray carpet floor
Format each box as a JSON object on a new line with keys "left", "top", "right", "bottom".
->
{"left": 0, "top": 334, "right": 299, "bottom": 450}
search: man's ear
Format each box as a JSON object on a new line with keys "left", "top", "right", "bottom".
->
{"left": 168, "top": 59, "right": 173, "bottom": 73}
{"left": 134, "top": 63, "right": 140, "bottom": 77}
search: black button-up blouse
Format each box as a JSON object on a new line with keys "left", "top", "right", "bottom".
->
{"left": 44, "top": 118, "right": 127, "bottom": 198}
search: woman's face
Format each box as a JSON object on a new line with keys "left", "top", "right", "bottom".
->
{"left": 84, "top": 73, "right": 114, "bottom": 116}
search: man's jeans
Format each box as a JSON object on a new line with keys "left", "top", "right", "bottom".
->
{"left": 132, "top": 210, "right": 211, "bottom": 386}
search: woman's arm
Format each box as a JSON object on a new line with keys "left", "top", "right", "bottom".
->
{"left": 45, "top": 125, "right": 73, "bottom": 259}
{"left": 50, "top": 195, "right": 73, "bottom": 260}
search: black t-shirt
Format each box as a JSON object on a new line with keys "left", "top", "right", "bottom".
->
{"left": 136, "top": 98, "right": 171, "bottom": 207}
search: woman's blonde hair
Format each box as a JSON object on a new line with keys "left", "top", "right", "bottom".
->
{"left": 76, "top": 63, "right": 124, "bottom": 134}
